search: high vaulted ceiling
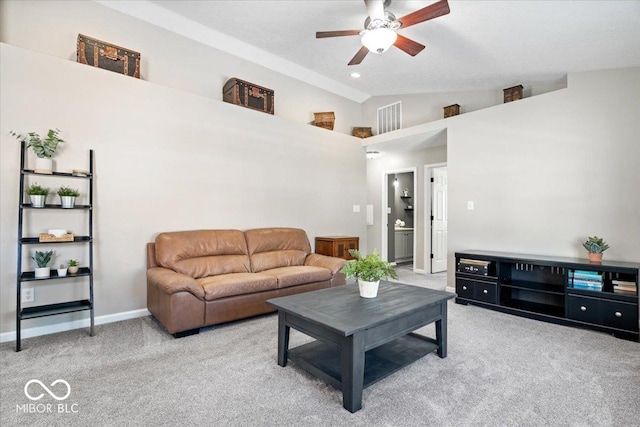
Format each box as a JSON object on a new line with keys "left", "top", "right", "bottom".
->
{"left": 105, "top": 0, "right": 640, "bottom": 102}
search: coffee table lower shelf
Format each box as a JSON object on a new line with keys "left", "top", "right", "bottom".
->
{"left": 289, "top": 333, "right": 439, "bottom": 390}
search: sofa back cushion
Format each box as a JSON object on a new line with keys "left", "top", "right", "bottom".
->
{"left": 155, "top": 230, "right": 250, "bottom": 279}
{"left": 244, "top": 228, "right": 311, "bottom": 273}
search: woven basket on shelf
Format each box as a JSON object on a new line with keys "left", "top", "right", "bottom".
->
{"left": 39, "top": 233, "right": 74, "bottom": 242}
{"left": 313, "top": 112, "right": 335, "bottom": 130}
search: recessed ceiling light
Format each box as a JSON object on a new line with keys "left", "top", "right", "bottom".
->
{"left": 350, "top": 72, "right": 361, "bottom": 78}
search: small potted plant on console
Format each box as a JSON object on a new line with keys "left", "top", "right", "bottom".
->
{"left": 57, "top": 186, "right": 80, "bottom": 208}
{"left": 341, "top": 249, "right": 398, "bottom": 298}
{"left": 582, "top": 236, "right": 610, "bottom": 263}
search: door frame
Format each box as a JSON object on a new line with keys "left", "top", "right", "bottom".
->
{"left": 381, "top": 167, "right": 417, "bottom": 267}
{"left": 423, "top": 162, "right": 447, "bottom": 274}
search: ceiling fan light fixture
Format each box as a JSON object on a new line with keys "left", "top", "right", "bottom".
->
{"left": 361, "top": 27, "right": 397, "bottom": 54}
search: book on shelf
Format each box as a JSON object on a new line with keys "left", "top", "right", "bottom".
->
{"left": 572, "top": 280, "right": 603, "bottom": 291}
{"left": 613, "top": 288, "right": 636, "bottom": 295}
{"left": 612, "top": 280, "right": 636, "bottom": 286}
{"left": 459, "top": 258, "right": 490, "bottom": 266}
{"left": 572, "top": 271, "right": 603, "bottom": 282}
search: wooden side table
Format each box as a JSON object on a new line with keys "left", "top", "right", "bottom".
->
{"left": 315, "top": 236, "right": 359, "bottom": 260}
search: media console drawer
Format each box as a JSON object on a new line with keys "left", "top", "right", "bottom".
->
{"left": 456, "top": 278, "right": 497, "bottom": 304}
{"left": 567, "top": 295, "right": 638, "bottom": 332}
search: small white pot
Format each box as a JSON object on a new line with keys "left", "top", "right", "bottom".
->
{"left": 35, "top": 267, "right": 50, "bottom": 278}
{"left": 29, "top": 194, "right": 46, "bottom": 208}
{"left": 57, "top": 268, "right": 68, "bottom": 277}
{"left": 68, "top": 266, "right": 79, "bottom": 274}
{"left": 60, "top": 196, "right": 76, "bottom": 209}
{"left": 34, "top": 157, "right": 53, "bottom": 174}
{"left": 358, "top": 279, "right": 380, "bottom": 298}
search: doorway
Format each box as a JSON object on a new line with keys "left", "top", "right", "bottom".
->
{"left": 381, "top": 168, "right": 417, "bottom": 269}
{"left": 425, "top": 164, "right": 448, "bottom": 273}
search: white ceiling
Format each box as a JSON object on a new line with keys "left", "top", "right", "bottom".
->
{"left": 103, "top": 0, "right": 640, "bottom": 101}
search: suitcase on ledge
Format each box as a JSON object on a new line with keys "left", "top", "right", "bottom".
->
{"left": 223, "top": 78, "right": 274, "bottom": 115}
{"left": 77, "top": 34, "right": 141, "bottom": 79}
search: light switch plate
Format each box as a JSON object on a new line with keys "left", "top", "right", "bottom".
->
{"left": 467, "top": 201, "right": 474, "bottom": 210}
{"left": 353, "top": 205, "right": 360, "bottom": 213}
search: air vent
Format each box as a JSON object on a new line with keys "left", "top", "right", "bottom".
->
{"left": 377, "top": 101, "right": 402, "bottom": 135}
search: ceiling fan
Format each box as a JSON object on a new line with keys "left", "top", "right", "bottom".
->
{"left": 316, "top": 0, "right": 450, "bottom": 66}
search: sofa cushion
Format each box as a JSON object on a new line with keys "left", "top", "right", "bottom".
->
{"left": 245, "top": 228, "right": 311, "bottom": 273}
{"left": 155, "top": 230, "right": 250, "bottom": 279}
{"left": 197, "top": 273, "right": 278, "bottom": 301}
{"left": 261, "top": 266, "right": 333, "bottom": 289}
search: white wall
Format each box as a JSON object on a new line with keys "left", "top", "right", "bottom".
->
{"left": 0, "top": 43, "right": 367, "bottom": 335}
{"left": 0, "top": 0, "right": 363, "bottom": 134}
{"left": 446, "top": 67, "right": 640, "bottom": 286}
{"left": 365, "top": 141, "right": 448, "bottom": 271}
{"left": 362, "top": 67, "right": 639, "bottom": 285}
{"left": 362, "top": 83, "right": 566, "bottom": 133}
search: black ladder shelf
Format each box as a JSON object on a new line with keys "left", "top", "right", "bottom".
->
{"left": 15, "top": 141, "right": 95, "bottom": 351}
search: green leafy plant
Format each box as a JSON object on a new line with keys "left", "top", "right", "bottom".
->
{"left": 68, "top": 259, "right": 79, "bottom": 267}
{"left": 32, "top": 250, "right": 54, "bottom": 268}
{"left": 26, "top": 183, "right": 50, "bottom": 196}
{"left": 10, "top": 128, "right": 65, "bottom": 158}
{"left": 57, "top": 186, "right": 80, "bottom": 197}
{"left": 340, "top": 249, "right": 398, "bottom": 282}
{"left": 582, "top": 236, "right": 610, "bottom": 254}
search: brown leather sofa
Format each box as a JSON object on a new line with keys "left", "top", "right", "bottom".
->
{"left": 146, "top": 227, "right": 347, "bottom": 337}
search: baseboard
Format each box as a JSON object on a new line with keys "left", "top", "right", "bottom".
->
{"left": 414, "top": 268, "right": 426, "bottom": 274}
{"left": 0, "top": 308, "right": 151, "bottom": 344}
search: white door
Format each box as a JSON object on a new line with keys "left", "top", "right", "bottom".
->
{"left": 431, "top": 167, "right": 448, "bottom": 273}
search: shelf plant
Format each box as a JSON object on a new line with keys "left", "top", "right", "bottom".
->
{"left": 68, "top": 259, "right": 79, "bottom": 274}
{"left": 26, "top": 183, "right": 50, "bottom": 208}
{"left": 10, "top": 128, "right": 64, "bottom": 173}
{"left": 582, "top": 236, "right": 609, "bottom": 263}
{"left": 32, "top": 250, "right": 54, "bottom": 278}
{"left": 341, "top": 249, "right": 398, "bottom": 298}
{"left": 57, "top": 186, "right": 80, "bottom": 208}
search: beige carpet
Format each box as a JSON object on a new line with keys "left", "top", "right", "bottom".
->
{"left": 2, "top": 286, "right": 639, "bottom": 426}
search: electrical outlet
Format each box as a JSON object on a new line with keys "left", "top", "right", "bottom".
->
{"left": 22, "top": 288, "right": 34, "bottom": 303}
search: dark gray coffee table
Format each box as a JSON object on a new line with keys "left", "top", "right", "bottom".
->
{"left": 267, "top": 282, "right": 455, "bottom": 412}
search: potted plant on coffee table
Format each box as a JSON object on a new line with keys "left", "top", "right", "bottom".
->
{"left": 10, "top": 129, "right": 65, "bottom": 174}
{"left": 57, "top": 186, "right": 80, "bottom": 208}
{"left": 26, "top": 183, "right": 50, "bottom": 208}
{"left": 341, "top": 249, "right": 398, "bottom": 298}
{"left": 582, "top": 236, "right": 610, "bottom": 263}
{"left": 32, "top": 249, "right": 54, "bottom": 278}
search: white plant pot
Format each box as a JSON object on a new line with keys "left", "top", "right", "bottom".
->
{"left": 57, "top": 268, "right": 68, "bottom": 277}
{"left": 68, "top": 266, "right": 79, "bottom": 274}
{"left": 34, "top": 157, "right": 53, "bottom": 174}
{"left": 29, "top": 194, "right": 46, "bottom": 208}
{"left": 34, "top": 267, "right": 50, "bottom": 278}
{"left": 358, "top": 279, "right": 380, "bottom": 298}
{"left": 60, "top": 196, "right": 76, "bottom": 209}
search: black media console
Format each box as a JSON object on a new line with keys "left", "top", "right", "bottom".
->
{"left": 455, "top": 251, "right": 639, "bottom": 341}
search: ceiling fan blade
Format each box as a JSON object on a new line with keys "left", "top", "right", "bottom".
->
{"left": 397, "top": 0, "right": 450, "bottom": 29}
{"left": 364, "top": 0, "right": 385, "bottom": 22}
{"left": 316, "top": 30, "right": 361, "bottom": 38}
{"left": 394, "top": 34, "right": 426, "bottom": 56}
{"left": 348, "top": 46, "right": 369, "bottom": 66}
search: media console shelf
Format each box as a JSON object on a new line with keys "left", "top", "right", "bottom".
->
{"left": 455, "top": 251, "right": 639, "bottom": 341}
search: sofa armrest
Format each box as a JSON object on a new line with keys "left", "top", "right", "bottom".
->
{"left": 147, "top": 267, "right": 205, "bottom": 299}
{"left": 304, "top": 253, "right": 347, "bottom": 275}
